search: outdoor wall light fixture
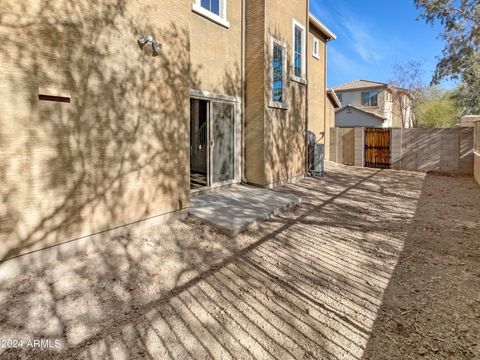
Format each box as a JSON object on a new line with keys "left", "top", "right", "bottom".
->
{"left": 137, "top": 35, "right": 162, "bottom": 56}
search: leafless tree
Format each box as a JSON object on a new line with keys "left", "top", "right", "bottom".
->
{"left": 388, "top": 60, "right": 427, "bottom": 128}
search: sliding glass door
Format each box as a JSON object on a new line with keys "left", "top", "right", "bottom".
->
{"left": 210, "top": 102, "right": 235, "bottom": 186}
{"left": 190, "top": 98, "right": 237, "bottom": 190}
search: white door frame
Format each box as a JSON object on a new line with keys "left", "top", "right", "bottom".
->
{"left": 190, "top": 90, "right": 242, "bottom": 192}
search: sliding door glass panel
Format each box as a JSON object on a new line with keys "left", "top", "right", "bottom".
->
{"left": 211, "top": 102, "right": 235, "bottom": 184}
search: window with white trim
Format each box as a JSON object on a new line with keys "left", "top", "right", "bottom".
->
{"left": 270, "top": 37, "right": 287, "bottom": 108}
{"left": 192, "top": 0, "right": 229, "bottom": 28}
{"left": 292, "top": 19, "right": 306, "bottom": 80}
{"left": 361, "top": 91, "right": 379, "bottom": 107}
{"left": 201, "top": 0, "right": 221, "bottom": 16}
{"left": 312, "top": 37, "right": 320, "bottom": 59}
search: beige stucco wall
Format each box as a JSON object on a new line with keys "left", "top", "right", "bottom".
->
{"left": 189, "top": 0, "right": 243, "bottom": 97}
{"left": 264, "top": 0, "right": 308, "bottom": 186}
{"left": 307, "top": 25, "right": 327, "bottom": 157}
{"left": 0, "top": 0, "right": 191, "bottom": 262}
{"left": 245, "top": 0, "right": 266, "bottom": 185}
{"left": 325, "top": 98, "right": 336, "bottom": 160}
{"left": 245, "top": 0, "right": 308, "bottom": 187}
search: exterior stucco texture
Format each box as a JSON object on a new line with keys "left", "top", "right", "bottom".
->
{"left": 245, "top": 0, "right": 309, "bottom": 187}
{"left": 0, "top": 0, "right": 191, "bottom": 261}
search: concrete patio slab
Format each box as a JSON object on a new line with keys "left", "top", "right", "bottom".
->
{"left": 189, "top": 185, "right": 302, "bottom": 236}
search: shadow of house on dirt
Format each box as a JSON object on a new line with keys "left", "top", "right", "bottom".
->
{"left": 362, "top": 173, "right": 480, "bottom": 360}
{"left": 0, "top": 0, "right": 197, "bottom": 265}
{"left": 0, "top": 164, "right": 435, "bottom": 359}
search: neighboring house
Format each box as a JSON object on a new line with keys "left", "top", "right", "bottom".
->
{"left": 0, "top": 1, "right": 335, "bottom": 266}
{"left": 333, "top": 79, "right": 415, "bottom": 128}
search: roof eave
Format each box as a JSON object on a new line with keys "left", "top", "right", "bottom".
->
{"left": 309, "top": 13, "right": 336, "bottom": 41}
{"left": 327, "top": 89, "right": 341, "bottom": 108}
{"left": 336, "top": 105, "right": 387, "bottom": 121}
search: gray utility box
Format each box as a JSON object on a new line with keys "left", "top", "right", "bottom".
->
{"left": 308, "top": 143, "right": 325, "bottom": 176}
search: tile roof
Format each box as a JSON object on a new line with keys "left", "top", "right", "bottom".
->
{"left": 332, "top": 79, "right": 388, "bottom": 91}
{"left": 335, "top": 105, "right": 387, "bottom": 121}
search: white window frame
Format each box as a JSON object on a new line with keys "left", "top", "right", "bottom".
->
{"left": 192, "top": 0, "right": 230, "bottom": 28}
{"left": 269, "top": 37, "right": 288, "bottom": 110}
{"left": 291, "top": 19, "right": 306, "bottom": 83}
{"left": 312, "top": 37, "right": 320, "bottom": 60}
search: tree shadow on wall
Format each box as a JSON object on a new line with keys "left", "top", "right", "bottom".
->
{"left": 0, "top": 0, "right": 201, "bottom": 263}
{"left": 263, "top": 28, "right": 307, "bottom": 185}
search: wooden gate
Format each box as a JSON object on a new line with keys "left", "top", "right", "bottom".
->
{"left": 364, "top": 128, "right": 391, "bottom": 168}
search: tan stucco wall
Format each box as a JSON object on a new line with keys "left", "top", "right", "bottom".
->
{"left": 307, "top": 25, "right": 327, "bottom": 155}
{"left": 0, "top": 0, "right": 191, "bottom": 261}
{"left": 245, "top": 0, "right": 308, "bottom": 187}
{"left": 245, "top": 0, "right": 266, "bottom": 185}
{"left": 325, "top": 98, "right": 336, "bottom": 160}
{"left": 264, "top": 0, "right": 308, "bottom": 186}
{"left": 189, "top": 0, "right": 243, "bottom": 97}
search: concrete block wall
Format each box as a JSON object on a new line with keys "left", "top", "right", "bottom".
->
{"left": 461, "top": 115, "right": 480, "bottom": 128}
{"left": 354, "top": 128, "right": 364, "bottom": 167}
{"left": 330, "top": 127, "right": 338, "bottom": 163}
{"left": 391, "top": 128, "right": 403, "bottom": 169}
{"left": 331, "top": 127, "right": 475, "bottom": 176}
{"left": 329, "top": 127, "right": 358, "bottom": 166}
{"left": 395, "top": 128, "right": 473, "bottom": 175}
{"left": 341, "top": 128, "right": 355, "bottom": 165}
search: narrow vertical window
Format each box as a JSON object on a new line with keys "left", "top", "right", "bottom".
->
{"left": 272, "top": 43, "right": 284, "bottom": 102}
{"left": 292, "top": 20, "right": 306, "bottom": 80}
{"left": 312, "top": 37, "right": 320, "bottom": 59}
{"left": 270, "top": 37, "right": 287, "bottom": 108}
{"left": 294, "top": 27, "right": 302, "bottom": 77}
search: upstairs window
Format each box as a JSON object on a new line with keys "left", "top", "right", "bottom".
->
{"left": 361, "top": 91, "right": 379, "bottom": 107}
{"left": 312, "top": 37, "right": 320, "bottom": 59}
{"left": 337, "top": 93, "right": 343, "bottom": 103}
{"left": 270, "top": 37, "right": 287, "bottom": 108}
{"left": 201, "top": 0, "right": 220, "bottom": 16}
{"left": 292, "top": 20, "right": 306, "bottom": 81}
{"left": 192, "top": 0, "right": 229, "bottom": 28}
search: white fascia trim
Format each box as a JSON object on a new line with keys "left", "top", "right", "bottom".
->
{"left": 190, "top": 89, "right": 240, "bottom": 103}
{"left": 192, "top": 2, "right": 230, "bottom": 29}
{"left": 292, "top": 19, "right": 306, "bottom": 81}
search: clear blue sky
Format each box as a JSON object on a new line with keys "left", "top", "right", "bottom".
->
{"left": 310, "top": 0, "right": 449, "bottom": 88}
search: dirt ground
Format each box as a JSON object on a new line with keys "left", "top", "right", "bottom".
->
{"left": 0, "top": 163, "right": 479, "bottom": 359}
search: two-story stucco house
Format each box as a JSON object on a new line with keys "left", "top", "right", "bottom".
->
{"left": 333, "top": 80, "right": 415, "bottom": 128}
{"left": 0, "top": 1, "right": 335, "bottom": 271}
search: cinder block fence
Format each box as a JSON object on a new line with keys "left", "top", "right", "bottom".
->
{"left": 330, "top": 127, "right": 364, "bottom": 167}
{"left": 330, "top": 126, "right": 475, "bottom": 175}
{"left": 391, "top": 128, "right": 474, "bottom": 175}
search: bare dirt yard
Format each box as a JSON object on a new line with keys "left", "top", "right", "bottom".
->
{"left": 0, "top": 163, "right": 479, "bottom": 359}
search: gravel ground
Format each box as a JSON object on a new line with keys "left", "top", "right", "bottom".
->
{"left": 0, "top": 163, "right": 478, "bottom": 359}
